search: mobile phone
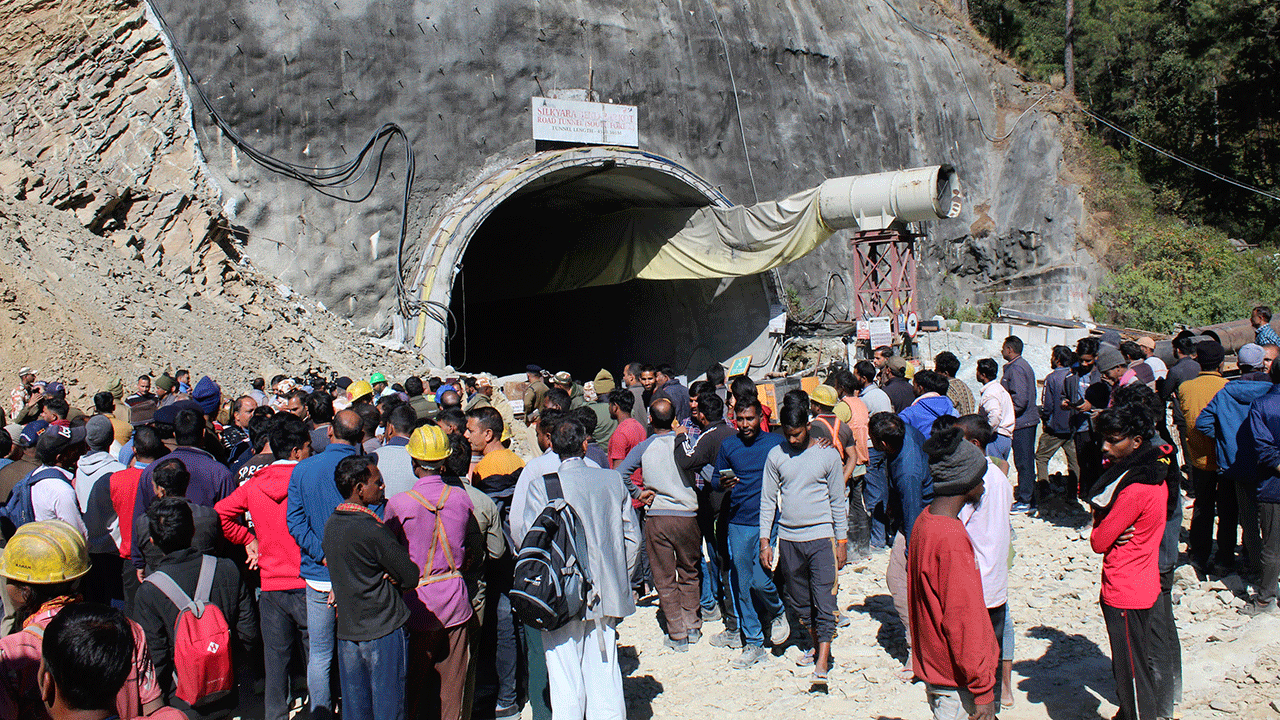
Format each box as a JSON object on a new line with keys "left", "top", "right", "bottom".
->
{"left": 719, "top": 468, "right": 736, "bottom": 480}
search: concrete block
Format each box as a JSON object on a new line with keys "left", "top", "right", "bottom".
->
{"left": 960, "top": 321, "right": 977, "bottom": 337}
{"left": 1045, "top": 326, "right": 1067, "bottom": 347}
{"left": 989, "top": 323, "right": 1010, "bottom": 340}
{"left": 1009, "top": 324, "right": 1047, "bottom": 345}
{"left": 1064, "top": 328, "right": 1090, "bottom": 345}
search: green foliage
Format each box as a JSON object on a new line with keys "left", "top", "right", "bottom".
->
{"left": 933, "top": 296, "right": 1000, "bottom": 324}
{"left": 968, "top": 0, "right": 1280, "bottom": 245}
{"left": 1094, "top": 220, "right": 1280, "bottom": 330}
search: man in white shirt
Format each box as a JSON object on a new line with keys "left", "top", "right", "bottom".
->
{"left": 28, "top": 426, "right": 88, "bottom": 535}
{"left": 954, "top": 414, "right": 1015, "bottom": 708}
{"left": 855, "top": 361, "right": 893, "bottom": 416}
{"left": 977, "top": 358, "right": 1016, "bottom": 460}
{"left": 1137, "top": 337, "right": 1168, "bottom": 381}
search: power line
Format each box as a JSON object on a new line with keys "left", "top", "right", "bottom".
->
{"left": 702, "top": 0, "right": 758, "bottom": 204}
{"left": 1077, "top": 107, "right": 1280, "bottom": 204}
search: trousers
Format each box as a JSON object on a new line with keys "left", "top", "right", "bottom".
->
{"left": 925, "top": 684, "right": 978, "bottom": 720}
{"left": 1035, "top": 431, "right": 1079, "bottom": 486}
{"left": 337, "top": 626, "right": 408, "bottom": 720}
{"left": 865, "top": 448, "right": 888, "bottom": 547}
{"left": 262, "top": 588, "right": 309, "bottom": 720}
{"left": 886, "top": 533, "right": 912, "bottom": 656}
{"left": 1189, "top": 468, "right": 1237, "bottom": 568}
{"left": 645, "top": 514, "right": 702, "bottom": 640}
{"left": 1012, "top": 426, "right": 1038, "bottom": 505}
{"left": 1236, "top": 477, "right": 1262, "bottom": 577}
{"left": 777, "top": 538, "right": 838, "bottom": 644}
{"left": 847, "top": 472, "right": 872, "bottom": 553}
{"left": 543, "top": 618, "right": 624, "bottom": 720}
{"left": 1259, "top": 502, "right": 1280, "bottom": 604}
{"left": 1102, "top": 603, "right": 1156, "bottom": 720}
{"left": 406, "top": 624, "right": 470, "bottom": 720}
{"left": 1149, "top": 570, "right": 1182, "bottom": 718}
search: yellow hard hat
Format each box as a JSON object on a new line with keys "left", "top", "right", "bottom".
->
{"left": 347, "top": 379, "right": 374, "bottom": 402}
{"left": 0, "top": 520, "right": 91, "bottom": 584}
{"left": 407, "top": 424, "right": 451, "bottom": 462}
{"left": 811, "top": 384, "right": 839, "bottom": 408}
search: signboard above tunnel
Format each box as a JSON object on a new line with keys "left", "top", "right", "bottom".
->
{"left": 531, "top": 97, "right": 639, "bottom": 147}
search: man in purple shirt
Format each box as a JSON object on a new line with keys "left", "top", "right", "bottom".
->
{"left": 384, "top": 424, "right": 479, "bottom": 720}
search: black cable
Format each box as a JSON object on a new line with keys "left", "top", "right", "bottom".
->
{"left": 144, "top": 1, "right": 454, "bottom": 329}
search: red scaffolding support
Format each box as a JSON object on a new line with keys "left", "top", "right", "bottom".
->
{"left": 851, "top": 226, "right": 919, "bottom": 333}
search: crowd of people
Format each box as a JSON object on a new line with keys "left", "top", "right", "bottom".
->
{"left": 0, "top": 306, "right": 1278, "bottom": 720}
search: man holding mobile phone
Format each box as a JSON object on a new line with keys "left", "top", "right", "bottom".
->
{"left": 710, "top": 397, "right": 787, "bottom": 667}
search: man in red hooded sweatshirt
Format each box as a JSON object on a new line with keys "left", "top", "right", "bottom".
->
{"left": 215, "top": 413, "right": 312, "bottom": 720}
{"left": 1088, "top": 402, "right": 1177, "bottom": 720}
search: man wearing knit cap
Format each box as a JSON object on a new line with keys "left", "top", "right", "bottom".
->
{"left": 153, "top": 374, "right": 178, "bottom": 408}
{"left": 192, "top": 376, "right": 223, "bottom": 422}
{"left": 76, "top": 415, "right": 126, "bottom": 605}
{"left": 1177, "top": 340, "right": 1231, "bottom": 571}
{"left": 910, "top": 426, "right": 997, "bottom": 720}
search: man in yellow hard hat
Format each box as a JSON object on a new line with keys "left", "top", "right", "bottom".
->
{"left": 386, "top": 425, "right": 476, "bottom": 720}
{"left": 347, "top": 380, "right": 375, "bottom": 405}
{"left": 0, "top": 521, "right": 163, "bottom": 718}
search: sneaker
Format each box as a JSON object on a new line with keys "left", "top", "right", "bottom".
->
{"left": 1011, "top": 502, "right": 1032, "bottom": 515}
{"left": 494, "top": 703, "right": 521, "bottom": 719}
{"left": 795, "top": 649, "right": 815, "bottom": 667}
{"left": 809, "top": 665, "right": 830, "bottom": 686}
{"left": 687, "top": 628, "right": 703, "bottom": 645}
{"left": 836, "top": 612, "right": 852, "bottom": 628}
{"left": 1240, "top": 599, "right": 1279, "bottom": 617}
{"left": 702, "top": 605, "right": 722, "bottom": 623}
{"left": 731, "top": 645, "right": 767, "bottom": 668}
{"left": 770, "top": 614, "right": 791, "bottom": 645}
{"left": 709, "top": 630, "right": 743, "bottom": 649}
{"left": 664, "top": 636, "right": 689, "bottom": 652}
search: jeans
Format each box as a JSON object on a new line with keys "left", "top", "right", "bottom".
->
{"left": 864, "top": 448, "right": 888, "bottom": 548}
{"left": 727, "top": 522, "right": 783, "bottom": 647}
{"left": 986, "top": 433, "right": 1012, "bottom": 462}
{"left": 1012, "top": 426, "right": 1037, "bottom": 505}
{"left": 476, "top": 591, "right": 520, "bottom": 710}
{"left": 305, "top": 585, "right": 337, "bottom": 717}
{"left": 1189, "top": 468, "right": 1237, "bottom": 567}
{"left": 262, "top": 589, "right": 309, "bottom": 720}
{"left": 337, "top": 626, "right": 408, "bottom": 720}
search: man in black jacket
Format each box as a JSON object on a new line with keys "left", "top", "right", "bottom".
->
{"left": 133, "top": 497, "right": 256, "bottom": 719}
{"left": 132, "top": 458, "right": 223, "bottom": 576}
{"left": 674, "top": 391, "right": 739, "bottom": 644}
{"left": 323, "top": 455, "right": 419, "bottom": 720}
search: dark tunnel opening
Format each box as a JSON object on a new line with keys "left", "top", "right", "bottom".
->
{"left": 446, "top": 164, "right": 775, "bottom": 379}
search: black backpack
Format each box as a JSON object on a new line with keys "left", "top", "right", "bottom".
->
{"left": 510, "top": 473, "right": 597, "bottom": 630}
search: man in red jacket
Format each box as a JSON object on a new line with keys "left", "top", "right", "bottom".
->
{"left": 910, "top": 426, "right": 998, "bottom": 720}
{"left": 1088, "top": 403, "right": 1177, "bottom": 720}
{"left": 215, "top": 414, "right": 312, "bottom": 720}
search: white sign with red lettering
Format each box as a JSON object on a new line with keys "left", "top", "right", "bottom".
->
{"left": 531, "top": 97, "right": 639, "bottom": 147}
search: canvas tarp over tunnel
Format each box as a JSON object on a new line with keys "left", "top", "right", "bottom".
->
{"left": 537, "top": 186, "right": 833, "bottom": 295}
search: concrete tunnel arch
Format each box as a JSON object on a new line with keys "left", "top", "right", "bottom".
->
{"left": 410, "top": 146, "right": 783, "bottom": 378}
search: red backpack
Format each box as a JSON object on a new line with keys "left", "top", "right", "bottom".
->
{"left": 144, "top": 555, "right": 233, "bottom": 706}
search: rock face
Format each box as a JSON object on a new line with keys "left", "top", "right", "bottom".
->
{"left": 0, "top": 0, "right": 426, "bottom": 394}
{"left": 141, "top": 0, "right": 1099, "bottom": 368}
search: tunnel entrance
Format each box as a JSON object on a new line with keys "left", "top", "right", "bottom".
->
{"left": 425, "top": 150, "right": 779, "bottom": 379}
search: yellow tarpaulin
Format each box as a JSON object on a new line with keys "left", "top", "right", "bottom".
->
{"left": 540, "top": 187, "right": 834, "bottom": 293}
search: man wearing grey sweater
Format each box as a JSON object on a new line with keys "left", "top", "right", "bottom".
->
{"left": 759, "top": 392, "right": 848, "bottom": 684}
{"left": 617, "top": 399, "right": 702, "bottom": 651}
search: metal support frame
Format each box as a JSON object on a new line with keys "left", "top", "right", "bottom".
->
{"left": 851, "top": 225, "right": 919, "bottom": 331}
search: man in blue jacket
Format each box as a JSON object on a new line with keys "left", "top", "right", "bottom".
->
{"left": 1197, "top": 343, "right": 1271, "bottom": 582}
{"left": 1246, "top": 360, "right": 1280, "bottom": 615}
{"left": 711, "top": 398, "right": 786, "bottom": 667}
{"left": 286, "top": 409, "right": 365, "bottom": 720}
{"left": 869, "top": 411, "right": 933, "bottom": 677}
{"left": 1038, "top": 345, "right": 1081, "bottom": 495}
{"left": 897, "top": 371, "right": 956, "bottom": 440}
